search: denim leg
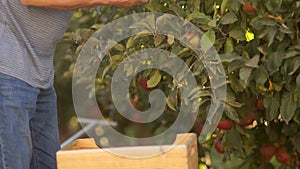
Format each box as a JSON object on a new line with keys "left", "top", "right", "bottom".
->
{"left": 30, "top": 87, "right": 60, "bottom": 169}
{"left": 0, "top": 73, "right": 38, "bottom": 169}
{"left": 0, "top": 73, "right": 60, "bottom": 169}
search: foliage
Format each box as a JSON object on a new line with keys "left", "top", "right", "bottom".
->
{"left": 55, "top": 0, "right": 300, "bottom": 168}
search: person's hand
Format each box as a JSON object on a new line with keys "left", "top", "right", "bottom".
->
{"left": 108, "top": 0, "right": 148, "bottom": 7}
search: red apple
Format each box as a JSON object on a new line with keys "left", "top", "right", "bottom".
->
{"left": 241, "top": 112, "right": 255, "bottom": 126}
{"left": 259, "top": 143, "right": 276, "bottom": 161}
{"left": 217, "top": 120, "right": 233, "bottom": 130}
{"left": 256, "top": 98, "right": 265, "bottom": 111}
{"left": 139, "top": 77, "right": 153, "bottom": 92}
{"left": 276, "top": 147, "right": 291, "bottom": 164}
{"left": 242, "top": 1, "right": 257, "bottom": 14}
{"left": 130, "top": 94, "right": 142, "bottom": 110}
{"left": 215, "top": 139, "right": 225, "bottom": 154}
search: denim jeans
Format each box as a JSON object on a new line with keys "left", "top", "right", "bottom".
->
{"left": 0, "top": 73, "right": 60, "bottom": 169}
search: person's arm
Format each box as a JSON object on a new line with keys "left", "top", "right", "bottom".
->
{"left": 20, "top": 0, "right": 148, "bottom": 10}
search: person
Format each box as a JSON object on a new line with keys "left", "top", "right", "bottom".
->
{"left": 0, "top": 0, "right": 147, "bottom": 169}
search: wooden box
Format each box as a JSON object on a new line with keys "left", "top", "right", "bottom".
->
{"left": 57, "top": 133, "right": 198, "bottom": 169}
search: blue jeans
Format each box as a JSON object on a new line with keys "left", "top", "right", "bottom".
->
{"left": 0, "top": 73, "right": 60, "bottom": 169}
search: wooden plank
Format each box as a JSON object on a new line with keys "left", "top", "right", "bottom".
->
{"left": 62, "top": 133, "right": 194, "bottom": 150}
{"left": 57, "top": 133, "right": 198, "bottom": 169}
{"left": 185, "top": 134, "right": 198, "bottom": 169}
{"left": 58, "top": 149, "right": 189, "bottom": 169}
{"left": 174, "top": 133, "right": 196, "bottom": 145}
{"left": 62, "top": 138, "right": 99, "bottom": 150}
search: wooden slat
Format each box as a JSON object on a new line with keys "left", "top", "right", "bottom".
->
{"left": 57, "top": 133, "right": 198, "bottom": 169}
{"left": 62, "top": 138, "right": 99, "bottom": 150}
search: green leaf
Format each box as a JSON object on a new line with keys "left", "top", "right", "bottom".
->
{"left": 109, "top": 54, "right": 123, "bottom": 64}
{"left": 90, "top": 23, "right": 102, "bottom": 30}
{"left": 126, "top": 37, "right": 135, "bottom": 49}
{"left": 250, "top": 18, "right": 277, "bottom": 29}
{"left": 75, "top": 45, "right": 83, "bottom": 55}
{"left": 220, "top": 0, "right": 229, "bottom": 14}
{"left": 224, "top": 129, "right": 243, "bottom": 151}
{"left": 113, "top": 44, "right": 125, "bottom": 52}
{"left": 154, "top": 34, "right": 165, "bottom": 47}
{"left": 224, "top": 38, "right": 234, "bottom": 53}
{"left": 177, "top": 47, "right": 190, "bottom": 55}
{"left": 225, "top": 100, "right": 244, "bottom": 108}
{"left": 254, "top": 66, "right": 269, "bottom": 85}
{"left": 187, "top": 12, "right": 212, "bottom": 25}
{"left": 220, "top": 53, "right": 244, "bottom": 62}
{"left": 266, "top": 51, "right": 284, "bottom": 75}
{"left": 285, "top": 49, "right": 300, "bottom": 59}
{"left": 220, "top": 12, "right": 238, "bottom": 25}
{"left": 102, "top": 65, "right": 111, "bottom": 79}
{"left": 225, "top": 105, "right": 240, "bottom": 123}
{"left": 147, "top": 70, "right": 161, "bottom": 88}
{"left": 229, "top": 74, "right": 244, "bottom": 92}
{"left": 168, "top": 4, "right": 186, "bottom": 17}
{"left": 145, "top": 0, "right": 168, "bottom": 12}
{"left": 279, "top": 26, "right": 293, "bottom": 34}
{"left": 228, "top": 60, "right": 246, "bottom": 73}
{"left": 200, "top": 30, "right": 215, "bottom": 52}
{"left": 239, "top": 67, "right": 253, "bottom": 84}
{"left": 264, "top": 94, "right": 280, "bottom": 122}
{"left": 129, "top": 21, "right": 152, "bottom": 31}
{"left": 204, "top": 29, "right": 216, "bottom": 44}
{"left": 227, "top": 0, "right": 240, "bottom": 12}
{"left": 208, "top": 18, "right": 217, "bottom": 27}
{"left": 133, "top": 30, "right": 153, "bottom": 40}
{"left": 281, "top": 59, "right": 294, "bottom": 83}
{"left": 265, "top": 0, "right": 282, "bottom": 14}
{"left": 280, "top": 92, "right": 297, "bottom": 124}
{"left": 193, "top": 61, "right": 204, "bottom": 76}
{"left": 166, "top": 96, "right": 177, "bottom": 111}
{"left": 245, "top": 55, "right": 260, "bottom": 68}
{"left": 288, "top": 59, "right": 300, "bottom": 75}
{"left": 210, "top": 145, "right": 225, "bottom": 168}
{"left": 267, "top": 27, "right": 278, "bottom": 46}
{"left": 210, "top": 146, "right": 245, "bottom": 168}
{"left": 229, "top": 27, "right": 246, "bottom": 41}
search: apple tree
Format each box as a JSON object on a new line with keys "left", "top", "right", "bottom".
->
{"left": 55, "top": 0, "right": 300, "bottom": 168}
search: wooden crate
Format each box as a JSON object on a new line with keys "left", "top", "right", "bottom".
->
{"left": 57, "top": 133, "right": 198, "bottom": 169}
